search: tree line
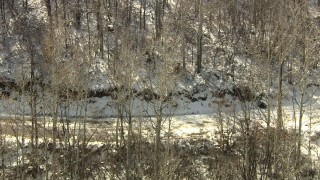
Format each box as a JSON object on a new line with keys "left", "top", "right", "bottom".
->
{"left": 0, "top": 0, "right": 319, "bottom": 179}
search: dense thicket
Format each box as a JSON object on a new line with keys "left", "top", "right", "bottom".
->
{"left": 0, "top": 0, "right": 319, "bottom": 179}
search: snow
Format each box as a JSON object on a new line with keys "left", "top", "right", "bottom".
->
{"left": 0, "top": 0, "right": 319, "bottom": 178}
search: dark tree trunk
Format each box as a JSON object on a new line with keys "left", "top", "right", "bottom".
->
{"left": 143, "top": 0, "right": 146, "bottom": 30}
{"left": 154, "top": 114, "right": 162, "bottom": 180}
{"left": 75, "top": 0, "right": 81, "bottom": 29}
{"left": 277, "top": 61, "right": 284, "bottom": 131}
{"left": 30, "top": 44, "right": 37, "bottom": 149}
{"left": 45, "top": 0, "right": 52, "bottom": 27}
{"left": 139, "top": 0, "right": 142, "bottom": 29}
{"left": 155, "top": 0, "right": 162, "bottom": 40}
{"left": 139, "top": 0, "right": 146, "bottom": 30}
{"left": 0, "top": 0, "right": 5, "bottom": 42}
{"left": 196, "top": 0, "right": 203, "bottom": 74}
{"left": 27, "top": 35, "right": 39, "bottom": 176}
{"left": 45, "top": 0, "right": 51, "bottom": 18}
{"left": 0, "top": 0, "right": 4, "bottom": 23}
{"left": 97, "top": 0, "right": 104, "bottom": 58}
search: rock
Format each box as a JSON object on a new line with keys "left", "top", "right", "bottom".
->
{"left": 257, "top": 101, "right": 267, "bottom": 109}
{"left": 256, "top": 92, "right": 267, "bottom": 109}
{"left": 198, "top": 95, "right": 207, "bottom": 101}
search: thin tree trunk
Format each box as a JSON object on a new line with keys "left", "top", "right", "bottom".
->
{"left": 28, "top": 37, "right": 39, "bottom": 176}
{"left": 113, "top": 1, "right": 119, "bottom": 76}
{"left": 97, "top": 0, "right": 104, "bottom": 59}
{"left": 51, "top": 48, "right": 59, "bottom": 179}
{"left": 62, "top": 0, "right": 68, "bottom": 49}
{"left": 297, "top": 84, "right": 304, "bottom": 172}
{"left": 277, "top": 61, "right": 284, "bottom": 131}
{"left": 0, "top": 125, "right": 5, "bottom": 179}
{"left": 143, "top": 0, "right": 146, "bottom": 30}
{"left": 126, "top": 105, "right": 132, "bottom": 180}
{"left": 139, "top": 0, "right": 147, "bottom": 30}
{"left": 82, "top": 92, "right": 88, "bottom": 150}
{"left": 182, "top": 35, "right": 186, "bottom": 69}
{"left": 30, "top": 44, "right": 37, "bottom": 148}
{"left": 45, "top": 0, "right": 52, "bottom": 26}
{"left": 274, "top": 60, "right": 284, "bottom": 177}
{"left": 62, "top": 96, "right": 69, "bottom": 179}
{"left": 127, "top": 0, "right": 133, "bottom": 26}
{"left": 54, "top": 0, "right": 59, "bottom": 26}
{"left": 196, "top": 0, "right": 203, "bottom": 74}
{"left": 43, "top": 103, "right": 49, "bottom": 180}
{"left": 21, "top": 92, "right": 26, "bottom": 180}
{"left": 0, "top": 0, "right": 5, "bottom": 42}
{"left": 75, "top": 0, "right": 81, "bottom": 29}
{"left": 139, "top": 0, "right": 142, "bottom": 29}
{"left": 297, "top": 22, "right": 307, "bottom": 174}
{"left": 52, "top": 94, "right": 59, "bottom": 179}
{"left": 0, "top": 0, "right": 4, "bottom": 22}
{"left": 138, "top": 104, "right": 143, "bottom": 178}
{"left": 155, "top": 0, "right": 162, "bottom": 40}
{"left": 75, "top": 102, "right": 84, "bottom": 179}
{"left": 265, "top": 36, "right": 273, "bottom": 178}
{"left": 154, "top": 111, "right": 162, "bottom": 180}
{"left": 115, "top": 108, "right": 119, "bottom": 147}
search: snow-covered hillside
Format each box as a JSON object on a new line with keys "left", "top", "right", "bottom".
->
{"left": 0, "top": 0, "right": 320, "bottom": 179}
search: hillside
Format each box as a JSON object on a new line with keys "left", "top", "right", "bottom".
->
{"left": 0, "top": 0, "right": 320, "bottom": 179}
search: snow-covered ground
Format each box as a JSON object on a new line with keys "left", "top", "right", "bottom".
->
{"left": 0, "top": 0, "right": 320, "bottom": 178}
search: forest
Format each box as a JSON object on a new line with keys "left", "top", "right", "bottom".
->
{"left": 0, "top": 0, "right": 320, "bottom": 179}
